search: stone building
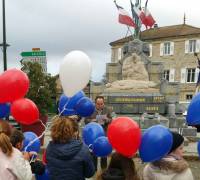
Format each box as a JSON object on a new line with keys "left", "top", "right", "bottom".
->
{"left": 109, "top": 24, "right": 200, "bottom": 103}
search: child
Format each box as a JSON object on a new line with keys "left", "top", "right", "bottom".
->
{"left": 97, "top": 152, "right": 140, "bottom": 180}
{"left": 10, "top": 128, "right": 24, "bottom": 150}
{"left": 46, "top": 116, "right": 95, "bottom": 180}
{"left": 0, "top": 120, "right": 32, "bottom": 180}
{"left": 143, "top": 131, "right": 194, "bottom": 180}
{"left": 10, "top": 128, "right": 45, "bottom": 176}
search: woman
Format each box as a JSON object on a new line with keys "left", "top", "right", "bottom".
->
{"left": 97, "top": 152, "right": 140, "bottom": 180}
{"left": 143, "top": 131, "right": 194, "bottom": 180}
{"left": 46, "top": 116, "right": 95, "bottom": 180}
{"left": 0, "top": 120, "right": 32, "bottom": 180}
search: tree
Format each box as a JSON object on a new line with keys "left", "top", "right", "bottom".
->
{"left": 21, "top": 62, "right": 56, "bottom": 115}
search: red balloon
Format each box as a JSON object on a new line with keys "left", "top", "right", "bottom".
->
{"left": 107, "top": 117, "right": 141, "bottom": 157}
{"left": 11, "top": 98, "right": 39, "bottom": 125}
{"left": 0, "top": 69, "right": 29, "bottom": 103}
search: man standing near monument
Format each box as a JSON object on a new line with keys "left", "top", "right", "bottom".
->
{"left": 85, "top": 96, "right": 113, "bottom": 170}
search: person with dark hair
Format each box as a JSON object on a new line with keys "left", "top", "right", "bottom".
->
{"left": 85, "top": 96, "right": 113, "bottom": 170}
{"left": 10, "top": 128, "right": 25, "bottom": 150}
{"left": 97, "top": 152, "right": 140, "bottom": 180}
{"left": 143, "top": 131, "right": 194, "bottom": 180}
{"left": 0, "top": 120, "right": 32, "bottom": 180}
{"left": 46, "top": 116, "right": 95, "bottom": 180}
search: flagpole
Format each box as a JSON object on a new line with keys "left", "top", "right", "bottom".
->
{"left": 130, "top": 0, "right": 141, "bottom": 39}
{"left": 194, "top": 52, "right": 200, "bottom": 94}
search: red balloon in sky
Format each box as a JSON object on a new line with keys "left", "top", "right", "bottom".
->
{"left": 0, "top": 69, "right": 29, "bottom": 103}
{"left": 107, "top": 117, "right": 141, "bottom": 157}
{"left": 11, "top": 98, "right": 39, "bottom": 125}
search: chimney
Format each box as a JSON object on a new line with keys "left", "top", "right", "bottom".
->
{"left": 154, "top": 23, "right": 158, "bottom": 28}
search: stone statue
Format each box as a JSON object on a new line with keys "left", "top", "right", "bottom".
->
{"left": 122, "top": 53, "right": 149, "bottom": 81}
{"left": 105, "top": 41, "right": 159, "bottom": 93}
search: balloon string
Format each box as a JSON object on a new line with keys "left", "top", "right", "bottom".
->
{"left": 24, "top": 119, "right": 50, "bottom": 153}
{"left": 58, "top": 97, "right": 71, "bottom": 116}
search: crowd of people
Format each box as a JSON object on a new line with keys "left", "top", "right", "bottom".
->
{"left": 0, "top": 95, "right": 195, "bottom": 180}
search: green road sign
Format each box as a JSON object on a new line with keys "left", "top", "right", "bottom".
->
{"left": 21, "top": 51, "right": 46, "bottom": 57}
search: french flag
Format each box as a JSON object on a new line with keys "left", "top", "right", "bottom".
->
{"left": 133, "top": 5, "right": 147, "bottom": 25}
{"left": 144, "top": 8, "right": 155, "bottom": 28}
{"left": 115, "top": 3, "right": 136, "bottom": 28}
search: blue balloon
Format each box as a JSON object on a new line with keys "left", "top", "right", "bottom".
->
{"left": 36, "top": 168, "right": 49, "bottom": 180}
{"left": 58, "top": 91, "right": 85, "bottom": 116}
{"left": 23, "top": 132, "right": 41, "bottom": 153}
{"left": 198, "top": 141, "right": 200, "bottom": 158}
{"left": 93, "top": 136, "right": 112, "bottom": 157}
{"left": 0, "top": 103, "right": 10, "bottom": 118}
{"left": 82, "top": 122, "right": 105, "bottom": 146}
{"left": 139, "top": 125, "right": 173, "bottom": 162}
{"left": 186, "top": 93, "right": 200, "bottom": 125}
{"left": 75, "top": 97, "right": 95, "bottom": 117}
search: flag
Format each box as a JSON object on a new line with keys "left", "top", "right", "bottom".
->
{"left": 144, "top": 8, "right": 155, "bottom": 27}
{"left": 115, "top": 2, "right": 136, "bottom": 27}
{"left": 132, "top": 5, "right": 147, "bottom": 25}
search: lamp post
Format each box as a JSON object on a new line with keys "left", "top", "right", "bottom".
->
{"left": 1, "top": 0, "right": 8, "bottom": 71}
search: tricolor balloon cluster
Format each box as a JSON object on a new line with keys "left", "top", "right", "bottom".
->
{"left": 82, "top": 117, "right": 177, "bottom": 162}
{"left": 58, "top": 50, "right": 95, "bottom": 117}
{"left": 0, "top": 69, "right": 39, "bottom": 125}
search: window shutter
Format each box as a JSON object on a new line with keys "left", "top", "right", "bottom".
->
{"left": 169, "top": 69, "right": 175, "bottom": 82}
{"left": 181, "top": 68, "right": 186, "bottom": 83}
{"left": 185, "top": 40, "right": 189, "bottom": 54}
{"left": 196, "top": 39, "right": 200, "bottom": 53}
{"left": 160, "top": 43, "right": 163, "bottom": 56}
{"left": 149, "top": 44, "right": 152, "bottom": 57}
{"left": 118, "top": 48, "right": 122, "bottom": 60}
{"left": 170, "top": 42, "right": 174, "bottom": 55}
{"left": 195, "top": 68, "right": 200, "bottom": 83}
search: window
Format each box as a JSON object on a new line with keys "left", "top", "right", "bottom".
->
{"left": 186, "top": 94, "right": 193, "bottom": 100}
{"left": 118, "top": 48, "right": 122, "bottom": 60}
{"left": 160, "top": 42, "right": 174, "bottom": 56}
{"left": 163, "top": 42, "right": 171, "bottom": 55}
{"left": 186, "top": 68, "right": 196, "bottom": 82}
{"left": 189, "top": 40, "right": 196, "bottom": 53}
{"left": 163, "top": 70, "right": 170, "bottom": 81}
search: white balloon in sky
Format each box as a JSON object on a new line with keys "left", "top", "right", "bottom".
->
{"left": 59, "top": 50, "right": 92, "bottom": 97}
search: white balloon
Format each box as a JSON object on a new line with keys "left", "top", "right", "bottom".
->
{"left": 59, "top": 50, "right": 92, "bottom": 97}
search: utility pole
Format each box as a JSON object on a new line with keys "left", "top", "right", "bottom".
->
{"left": 2, "top": 0, "right": 8, "bottom": 71}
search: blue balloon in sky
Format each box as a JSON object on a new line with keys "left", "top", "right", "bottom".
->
{"left": 186, "top": 93, "right": 200, "bottom": 125}
{"left": 23, "top": 132, "right": 41, "bottom": 153}
{"left": 82, "top": 122, "right": 105, "bottom": 146}
{"left": 139, "top": 125, "right": 173, "bottom": 162}
{"left": 0, "top": 103, "right": 10, "bottom": 118}
{"left": 58, "top": 91, "right": 85, "bottom": 116}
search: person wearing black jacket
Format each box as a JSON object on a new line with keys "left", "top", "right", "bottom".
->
{"left": 46, "top": 116, "right": 95, "bottom": 180}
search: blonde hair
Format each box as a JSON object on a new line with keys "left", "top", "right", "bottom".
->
{"left": 0, "top": 120, "right": 13, "bottom": 156}
{"left": 51, "top": 116, "right": 79, "bottom": 143}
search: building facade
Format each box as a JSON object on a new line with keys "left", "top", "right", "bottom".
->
{"left": 109, "top": 24, "right": 200, "bottom": 102}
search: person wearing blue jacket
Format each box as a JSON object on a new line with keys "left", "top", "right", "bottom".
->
{"left": 46, "top": 116, "right": 95, "bottom": 180}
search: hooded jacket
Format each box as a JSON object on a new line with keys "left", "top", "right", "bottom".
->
{"left": 143, "top": 156, "right": 193, "bottom": 180}
{"left": 46, "top": 139, "right": 95, "bottom": 180}
{"left": 0, "top": 147, "right": 32, "bottom": 180}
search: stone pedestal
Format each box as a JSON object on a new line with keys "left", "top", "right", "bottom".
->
{"left": 102, "top": 92, "right": 166, "bottom": 114}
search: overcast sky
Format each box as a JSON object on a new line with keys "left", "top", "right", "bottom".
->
{"left": 0, "top": 0, "right": 200, "bottom": 81}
